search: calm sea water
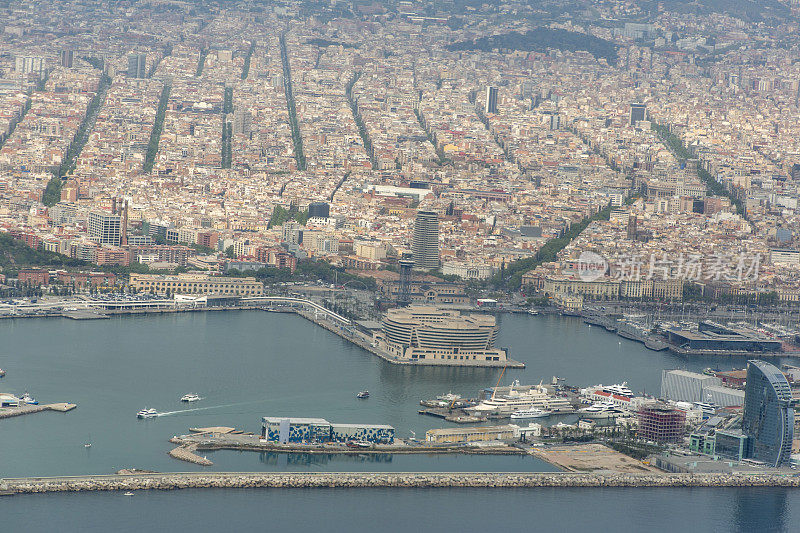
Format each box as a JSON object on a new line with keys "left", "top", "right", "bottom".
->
{"left": 2, "top": 311, "right": 796, "bottom": 531}
{"left": 0, "top": 311, "right": 765, "bottom": 477}
{"left": 1, "top": 487, "right": 798, "bottom": 533}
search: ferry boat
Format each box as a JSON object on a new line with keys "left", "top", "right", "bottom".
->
{"left": 356, "top": 390, "right": 370, "bottom": 399}
{"left": 577, "top": 402, "right": 624, "bottom": 419}
{"left": 180, "top": 393, "right": 201, "bottom": 402}
{"left": 136, "top": 408, "right": 158, "bottom": 419}
{"left": 510, "top": 407, "right": 549, "bottom": 420}
{"left": 21, "top": 392, "right": 38, "bottom": 405}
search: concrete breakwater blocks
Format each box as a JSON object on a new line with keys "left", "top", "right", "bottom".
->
{"left": 4, "top": 473, "right": 800, "bottom": 493}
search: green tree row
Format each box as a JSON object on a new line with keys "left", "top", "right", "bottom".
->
{"left": 652, "top": 123, "right": 745, "bottom": 216}
{"left": 497, "top": 202, "right": 614, "bottom": 290}
{"left": 143, "top": 84, "right": 171, "bottom": 173}
{"left": 345, "top": 71, "right": 376, "bottom": 169}
{"left": 56, "top": 72, "right": 112, "bottom": 179}
{"left": 279, "top": 35, "right": 307, "bottom": 170}
{"left": 241, "top": 41, "right": 256, "bottom": 80}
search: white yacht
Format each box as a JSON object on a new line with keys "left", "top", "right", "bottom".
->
{"left": 136, "top": 408, "right": 158, "bottom": 419}
{"left": 577, "top": 402, "right": 624, "bottom": 419}
{"left": 468, "top": 382, "right": 573, "bottom": 415}
{"left": 510, "top": 407, "right": 549, "bottom": 420}
{"left": 180, "top": 393, "right": 201, "bottom": 402}
{"left": 21, "top": 392, "right": 38, "bottom": 405}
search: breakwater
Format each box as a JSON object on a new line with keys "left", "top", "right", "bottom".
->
{"left": 4, "top": 472, "right": 800, "bottom": 493}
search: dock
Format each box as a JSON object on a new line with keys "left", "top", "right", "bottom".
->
{"left": 418, "top": 408, "right": 487, "bottom": 423}
{"left": 0, "top": 403, "right": 76, "bottom": 419}
{"left": 62, "top": 310, "right": 109, "bottom": 320}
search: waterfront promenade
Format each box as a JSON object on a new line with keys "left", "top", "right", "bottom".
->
{"left": 4, "top": 471, "right": 800, "bottom": 494}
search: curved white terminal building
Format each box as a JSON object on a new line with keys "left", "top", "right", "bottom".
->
{"left": 378, "top": 306, "right": 506, "bottom": 365}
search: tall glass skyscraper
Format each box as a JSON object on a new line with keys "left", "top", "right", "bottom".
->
{"left": 742, "top": 360, "right": 794, "bottom": 467}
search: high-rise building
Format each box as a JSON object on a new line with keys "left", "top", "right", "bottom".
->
{"left": 412, "top": 210, "right": 439, "bottom": 270}
{"left": 15, "top": 56, "right": 45, "bottom": 76}
{"left": 549, "top": 114, "right": 560, "bottom": 131}
{"left": 88, "top": 211, "right": 122, "bottom": 246}
{"left": 127, "top": 53, "right": 146, "bottom": 78}
{"left": 637, "top": 403, "right": 686, "bottom": 443}
{"left": 282, "top": 221, "right": 303, "bottom": 245}
{"left": 742, "top": 360, "right": 794, "bottom": 467}
{"left": 626, "top": 215, "right": 638, "bottom": 240}
{"left": 630, "top": 103, "right": 646, "bottom": 125}
{"left": 308, "top": 201, "right": 330, "bottom": 219}
{"left": 485, "top": 86, "right": 498, "bottom": 114}
{"left": 60, "top": 50, "right": 74, "bottom": 68}
{"left": 232, "top": 110, "right": 252, "bottom": 136}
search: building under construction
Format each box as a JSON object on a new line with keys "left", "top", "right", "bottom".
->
{"left": 637, "top": 403, "right": 686, "bottom": 443}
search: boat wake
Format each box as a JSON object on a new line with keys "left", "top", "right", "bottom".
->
{"left": 154, "top": 399, "right": 272, "bottom": 417}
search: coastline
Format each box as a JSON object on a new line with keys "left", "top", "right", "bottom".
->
{"left": 4, "top": 472, "right": 800, "bottom": 494}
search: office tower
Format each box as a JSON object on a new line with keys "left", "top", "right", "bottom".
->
{"left": 88, "top": 210, "right": 122, "bottom": 246}
{"left": 485, "top": 86, "right": 498, "bottom": 114}
{"left": 412, "top": 210, "right": 439, "bottom": 270}
{"left": 127, "top": 53, "right": 146, "bottom": 78}
{"left": 549, "top": 114, "right": 560, "bottom": 131}
{"left": 627, "top": 215, "right": 638, "bottom": 240}
{"left": 282, "top": 221, "right": 303, "bottom": 245}
{"left": 232, "top": 109, "right": 252, "bottom": 136}
{"left": 15, "top": 56, "right": 44, "bottom": 76}
{"left": 60, "top": 50, "right": 73, "bottom": 68}
{"left": 630, "top": 102, "right": 646, "bottom": 125}
{"left": 308, "top": 201, "right": 330, "bottom": 219}
{"left": 742, "top": 360, "right": 794, "bottom": 467}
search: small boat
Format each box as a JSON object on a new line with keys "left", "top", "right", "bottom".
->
{"left": 180, "top": 393, "right": 201, "bottom": 402}
{"left": 0, "top": 368, "right": 5, "bottom": 377}
{"left": 21, "top": 392, "right": 38, "bottom": 405}
{"left": 84, "top": 443, "right": 92, "bottom": 448}
{"left": 346, "top": 441, "right": 372, "bottom": 449}
{"left": 356, "top": 390, "right": 369, "bottom": 399}
{"left": 136, "top": 408, "right": 158, "bottom": 419}
{"left": 510, "top": 407, "right": 550, "bottom": 420}
{"left": 124, "top": 492, "right": 134, "bottom": 496}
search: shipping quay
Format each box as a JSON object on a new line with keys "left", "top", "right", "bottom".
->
{"left": 5, "top": 472, "right": 800, "bottom": 494}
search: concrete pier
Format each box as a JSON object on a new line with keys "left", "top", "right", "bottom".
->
{"left": 4, "top": 472, "right": 800, "bottom": 494}
{"left": 0, "top": 403, "right": 76, "bottom": 419}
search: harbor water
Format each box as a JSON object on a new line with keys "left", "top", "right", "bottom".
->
{"left": 0, "top": 311, "right": 771, "bottom": 477}
{"left": 2, "top": 487, "right": 798, "bottom": 533}
{"left": 2, "top": 310, "right": 798, "bottom": 531}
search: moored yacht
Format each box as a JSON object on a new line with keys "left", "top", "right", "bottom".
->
{"left": 510, "top": 407, "right": 549, "bottom": 420}
{"left": 21, "top": 392, "right": 37, "bottom": 405}
{"left": 577, "top": 402, "right": 624, "bottom": 419}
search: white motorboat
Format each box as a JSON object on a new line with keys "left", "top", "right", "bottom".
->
{"left": 136, "top": 408, "right": 158, "bottom": 419}
{"left": 510, "top": 407, "right": 549, "bottom": 420}
{"left": 21, "top": 392, "right": 38, "bottom": 405}
{"left": 577, "top": 402, "right": 624, "bottom": 419}
{"left": 180, "top": 393, "right": 201, "bottom": 402}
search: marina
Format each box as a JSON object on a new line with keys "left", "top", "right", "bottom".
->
{"left": 0, "top": 311, "right": 773, "bottom": 478}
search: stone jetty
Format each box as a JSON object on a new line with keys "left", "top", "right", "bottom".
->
{"left": 3, "top": 472, "right": 800, "bottom": 494}
{"left": 168, "top": 444, "right": 213, "bottom": 466}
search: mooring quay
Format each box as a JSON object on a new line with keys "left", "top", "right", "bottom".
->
{"left": 4, "top": 472, "right": 800, "bottom": 494}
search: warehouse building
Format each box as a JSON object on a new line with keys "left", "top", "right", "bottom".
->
{"left": 661, "top": 369, "right": 744, "bottom": 407}
{"left": 425, "top": 425, "right": 516, "bottom": 444}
